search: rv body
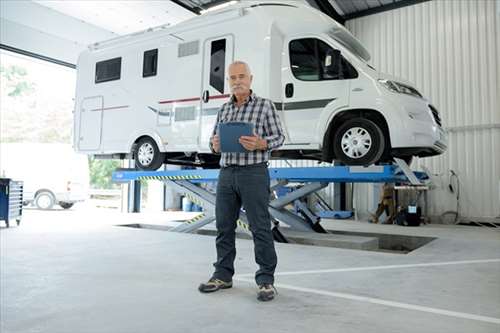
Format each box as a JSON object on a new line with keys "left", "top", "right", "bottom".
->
{"left": 74, "top": 1, "right": 446, "bottom": 169}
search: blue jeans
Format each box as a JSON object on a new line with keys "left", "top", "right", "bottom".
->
{"left": 212, "top": 163, "right": 277, "bottom": 285}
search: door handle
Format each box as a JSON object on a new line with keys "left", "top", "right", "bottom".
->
{"left": 285, "top": 83, "right": 294, "bottom": 98}
{"left": 202, "top": 90, "right": 210, "bottom": 103}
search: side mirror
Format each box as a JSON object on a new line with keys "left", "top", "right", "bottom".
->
{"left": 324, "top": 49, "right": 342, "bottom": 78}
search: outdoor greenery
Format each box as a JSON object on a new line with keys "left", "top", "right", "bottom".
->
{"left": 0, "top": 61, "right": 73, "bottom": 144}
{"left": 0, "top": 64, "right": 35, "bottom": 97}
{"left": 1, "top": 58, "right": 114, "bottom": 189}
{"left": 88, "top": 158, "right": 121, "bottom": 189}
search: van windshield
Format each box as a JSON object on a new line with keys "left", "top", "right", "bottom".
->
{"left": 326, "top": 27, "right": 371, "bottom": 62}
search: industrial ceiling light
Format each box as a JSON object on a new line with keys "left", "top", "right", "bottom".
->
{"left": 200, "top": 0, "right": 238, "bottom": 14}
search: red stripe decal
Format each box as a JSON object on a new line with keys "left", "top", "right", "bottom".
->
{"left": 209, "top": 94, "right": 231, "bottom": 100}
{"left": 158, "top": 94, "right": 230, "bottom": 104}
{"left": 159, "top": 97, "right": 200, "bottom": 104}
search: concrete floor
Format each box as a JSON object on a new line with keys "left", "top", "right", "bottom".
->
{"left": 1, "top": 206, "right": 499, "bottom": 333}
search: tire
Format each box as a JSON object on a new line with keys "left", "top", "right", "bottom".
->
{"left": 59, "top": 202, "right": 74, "bottom": 209}
{"left": 333, "top": 118, "right": 385, "bottom": 166}
{"left": 134, "top": 137, "right": 165, "bottom": 170}
{"left": 34, "top": 190, "right": 56, "bottom": 210}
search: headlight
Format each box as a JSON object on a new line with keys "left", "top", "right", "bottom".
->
{"left": 378, "top": 79, "right": 422, "bottom": 98}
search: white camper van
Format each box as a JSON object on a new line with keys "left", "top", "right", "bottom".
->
{"left": 74, "top": 1, "right": 446, "bottom": 170}
{"left": 0, "top": 143, "right": 89, "bottom": 210}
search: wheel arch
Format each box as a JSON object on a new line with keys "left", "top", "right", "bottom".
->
{"left": 128, "top": 131, "right": 166, "bottom": 155}
{"left": 34, "top": 188, "right": 56, "bottom": 199}
{"left": 322, "top": 109, "right": 392, "bottom": 162}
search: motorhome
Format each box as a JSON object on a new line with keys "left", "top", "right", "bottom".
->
{"left": 73, "top": 1, "right": 446, "bottom": 170}
{"left": 0, "top": 143, "right": 89, "bottom": 210}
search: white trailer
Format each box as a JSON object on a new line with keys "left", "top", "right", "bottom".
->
{"left": 73, "top": 1, "right": 446, "bottom": 170}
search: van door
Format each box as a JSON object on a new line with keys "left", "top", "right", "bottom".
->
{"left": 282, "top": 37, "right": 351, "bottom": 145}
{"left": 198, "top": 35, "right": 234, "bottom": 151}
{"left": 78, "top": 96, "right": 103, "bottom": 150}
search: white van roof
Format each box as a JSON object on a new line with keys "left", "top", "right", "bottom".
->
{"left": 85, "top": 1, "right": 370, "bottom": 62}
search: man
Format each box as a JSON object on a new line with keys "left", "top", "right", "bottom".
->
{"left": 370, "top": 182, "right": 396, "bottom": 224}
{"left": 198, "top": 61, "right": 285, "bottom": 302}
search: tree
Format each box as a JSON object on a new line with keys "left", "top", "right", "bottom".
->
{"left": 0, "top": 64, "right": 35, "bottom": 97}
{"left": 88, "top": 158, "right": 121, "bottom": 189}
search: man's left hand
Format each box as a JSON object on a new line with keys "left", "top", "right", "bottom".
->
{"left": 239, "top": 135, "right": 267, "bottom": 151}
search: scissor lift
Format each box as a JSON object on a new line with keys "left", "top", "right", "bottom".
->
{"left": 112, "top": 158, "right": 426, "bottom": 242}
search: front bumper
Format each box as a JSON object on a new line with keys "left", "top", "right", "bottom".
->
{"left": 392, "top": 102, "right": 447, "bottom": 156}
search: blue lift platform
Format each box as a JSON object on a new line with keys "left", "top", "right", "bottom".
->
{"left": 112, "top": 158, "right": 427, "bottom": 241}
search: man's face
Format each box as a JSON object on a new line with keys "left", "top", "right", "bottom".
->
{"left": 228, "top": 64, "right": 252, "bottom": 96}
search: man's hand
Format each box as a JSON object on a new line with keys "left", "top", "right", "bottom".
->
{"left": 211, "top": 135, "right": 220, "bottom": 153}
{"left": 239, "top": 135, "right": 267, "bottom": 151}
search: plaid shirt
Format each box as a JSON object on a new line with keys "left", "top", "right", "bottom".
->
{"left": 210, "top": 91, "right": 285, "bottom": 167}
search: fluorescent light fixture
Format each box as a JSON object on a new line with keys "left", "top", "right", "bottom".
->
{"left": 200, "top": 0, "right": 238, "bottom": 14}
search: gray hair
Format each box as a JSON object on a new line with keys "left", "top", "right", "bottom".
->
{"left": 228, "top": 60, "right": 252, "bottom": 76}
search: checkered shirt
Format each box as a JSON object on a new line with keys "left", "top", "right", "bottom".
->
{"left": 209, "top": 91, "right": 285, "bottom": 167}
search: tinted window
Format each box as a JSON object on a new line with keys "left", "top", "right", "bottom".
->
{"left": 209, "top": 39, "right": 226, "bottom": 94}
{"left": 95, "top": 57, "right": 121, "bottom": 83}
{"left": 289, "top": 39, "right": 357, "bottom": 81}
{"left": 143, "top": 49, "right": 158, "bottom": 77}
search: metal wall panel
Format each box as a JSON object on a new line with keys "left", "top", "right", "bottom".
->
{"left": 346, "top": 0, "right": 499, "bottom": 221}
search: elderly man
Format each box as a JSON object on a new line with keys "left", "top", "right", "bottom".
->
{"left": 198, "top": 61, "right": 285, "bottom": 302}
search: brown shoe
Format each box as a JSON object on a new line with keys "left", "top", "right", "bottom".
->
{"left": 198, "top": 278, "right": 232, "bottom": 293}
{"left": 369, "top": 213, "right": 378, "bottom": 224}
{"left": 257, "top": 284, "right": 277, "bottom": 302}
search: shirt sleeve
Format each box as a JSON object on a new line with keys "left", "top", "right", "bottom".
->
{"left": 263, "top": 100, "right": 285, "bottom": 151}
{"left": 209, "top": 108, "right": 221, "bottom": 154}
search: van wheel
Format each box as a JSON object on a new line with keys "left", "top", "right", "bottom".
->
{"left": 59, "top": 202, "right": 74, "bottom": 209}
{"left": 333, "top": 118, "right": 385, "bottom": 166}
{"left": 134, "top": 137, "right": 165, "bottom": 170}
{"left": 34, "top": 190, "right": 56, "bottom": 210}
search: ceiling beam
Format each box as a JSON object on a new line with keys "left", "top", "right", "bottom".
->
{"left": 170, "top": 0, "right": 201, "bottom": 15}
{"left": 307, "top": 0, "right": 345, "bottom": 25}
{"left": 344, "top": 0, "right": 431, "bottom": 21}
{"left": 0, "top": 44, "right": 75, "bottom": 68}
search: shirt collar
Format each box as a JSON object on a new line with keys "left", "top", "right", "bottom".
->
{"left": 230, "top": 90, "right": 255, "bottom": 105}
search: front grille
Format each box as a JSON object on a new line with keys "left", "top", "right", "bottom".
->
{"left": 429, "top": 105, "right": 442, "bottom": 127}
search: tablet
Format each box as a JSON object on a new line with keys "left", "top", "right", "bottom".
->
{"left": 218, "top": 122, "right": 255, "bottom": 153}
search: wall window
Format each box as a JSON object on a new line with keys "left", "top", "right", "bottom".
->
{"left": 209, "top": 39, "right": 226, "bottom": 94}
{"left": 143, "top": 49, "right": 158, "bottom": 77}
{"left": 95, "top": 57, "right": 121, "bottom": 83}
{"left": 289, "top": 38, "right": 357, "bottom": 81}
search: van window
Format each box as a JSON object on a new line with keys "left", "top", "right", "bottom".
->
{"left": 95, "top": 57, "right": 121, "bottom": 83}
{"left": 210, "top": 39, "right": 226, "bottom": 94}
{"left": 143, "top": 49, "right": 158, "bottom": 77}
{"left": 289, "top": 38, "right": 357, "bottom": 81}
